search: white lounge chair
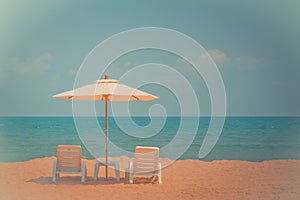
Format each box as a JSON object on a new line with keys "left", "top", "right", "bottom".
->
{"left": 52, "top": 145, "right": 87, "bottom": 183}
{"left": 128, "top": 146, "right": 162, "bottom": 184}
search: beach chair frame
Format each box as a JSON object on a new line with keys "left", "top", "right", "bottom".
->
{"left": 128, "top": 146, "right": 162, "bottom": 184}
{"left": 52, "top": 145, "right": 87, "bottom": 183}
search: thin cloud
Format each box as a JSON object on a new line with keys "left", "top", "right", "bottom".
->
{"left": 5, "top": 52, "right": 51, "bottom": 76}
{"left": 176, "top": 49, "right": 269, "bottom": 73}
{"left": 234, "top": 56, "right": 269, "bottom": 71}
{"left": 123, "top": 61, "right": 131, "bottom": 68}
{"left": 176, "top": 49, "right": 229, "bottom": 71}
{"left": 69, "top": 68, "right": 78, "bottom": 76}
{"left": 206, "top": 49, "right": 229, "bottom": 66}
{"left": 53, "top": 73, "right": 61, "bottom": 81}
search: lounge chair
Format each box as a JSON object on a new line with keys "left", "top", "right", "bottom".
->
{"left": 52, "top": 145, "right": 87, "bottom": 183}
{"left": 128, "top": 146, "right": 162, "bottom": 184}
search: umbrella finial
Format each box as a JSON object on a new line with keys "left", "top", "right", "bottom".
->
{"left": 104, "top": 74, "right": 108, "bottom": 79}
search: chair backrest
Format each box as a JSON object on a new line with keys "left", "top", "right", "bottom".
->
{"left": 133, "top": 146, "right": 159, "bottom": 174}
{"left": 57, "top": 145, "right": 82, "bottom": 171}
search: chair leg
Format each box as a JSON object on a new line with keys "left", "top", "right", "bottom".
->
{"left": 81, "top": 160, "right": 86, "bottom": 183}
{"left": 129, "top": 161, "right": 133, "bottom": 183}
{"left": 158, "top": 162, "right": 162, "bottom": 184}
{"left": 115, "top": 163, "right": 120, "bottom": 182}
{"left": 94, "top": 161, "right": 100, "bottom": 181}
{"left": 125, "top": 168, "right": 128, "bottom": 183}
{"left": 52, "top": 160, "right": 57, "bottom": 183}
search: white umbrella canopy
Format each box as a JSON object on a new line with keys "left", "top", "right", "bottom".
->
{"left": 53, "top": 75, "right": 158, "bottom": 179}
{"left": 53, "top": 79, "right": 157, "bottom": 101}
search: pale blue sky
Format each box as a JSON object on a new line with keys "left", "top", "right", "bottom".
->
{"left": 0, "top": 0, "right": 300, "bottom": 116}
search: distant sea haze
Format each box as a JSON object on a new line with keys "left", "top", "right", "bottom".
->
{"left": 0, "top": 117, "right": 299, "bottom": 162}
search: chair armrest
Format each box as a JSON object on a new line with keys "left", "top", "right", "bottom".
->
{"left": 158, "top": 162, "right": 162, "bottom": 170}
{"left": 128, "top": 161, "right": 133, "bottom": 172}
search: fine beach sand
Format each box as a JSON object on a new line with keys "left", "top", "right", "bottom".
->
{"left": 1, "top": 157, "right": 300, "bottom": 200}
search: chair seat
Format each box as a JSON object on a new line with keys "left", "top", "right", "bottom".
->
{"left": 95, "top": 160, "right": 119, "bottom": 166}
{"left": 57, "top": 170, "right": 82, "bottom": 174}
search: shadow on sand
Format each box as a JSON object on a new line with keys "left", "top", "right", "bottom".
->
{"left": 27, "top": 176, "right": 158, "bottom": 185}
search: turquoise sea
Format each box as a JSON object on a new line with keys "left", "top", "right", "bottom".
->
{"left": 0, "top": 117, "right": 300, "bottom": 162}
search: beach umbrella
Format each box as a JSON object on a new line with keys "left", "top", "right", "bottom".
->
{"left": 53, "top": 75, "right": 158, "bottom": 179}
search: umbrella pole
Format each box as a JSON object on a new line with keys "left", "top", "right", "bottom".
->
{"left": 105, "top": 97, "right": 108, "bottom": 179}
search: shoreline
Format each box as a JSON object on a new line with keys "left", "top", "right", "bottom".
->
{"left": 2, "top": 156, "right": 300, "bottom": 164}
{"left": 1, "top": 157, "right": 300, "bottom": 199}
{"left": 0, "top": 156, "right": 300, "bottom": 164}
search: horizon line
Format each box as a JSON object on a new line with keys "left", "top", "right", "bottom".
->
{"left": 0, "top": 115, "right": 299, "bottom": 117}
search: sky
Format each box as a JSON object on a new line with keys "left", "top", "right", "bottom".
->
{"left": 0, "top": 0, "right": 300, "bottom": 116}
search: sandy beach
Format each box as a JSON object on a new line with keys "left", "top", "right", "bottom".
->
{"left": 0, "top": 157, "right": 299, "bottom": 200}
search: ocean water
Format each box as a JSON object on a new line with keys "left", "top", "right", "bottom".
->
{"left": 0, "top": 117, "right": 300, "bottom": 162}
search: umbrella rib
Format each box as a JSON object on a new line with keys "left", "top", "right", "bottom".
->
{"left": 132, "top": 95, "right": 139, "bottom": 100}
